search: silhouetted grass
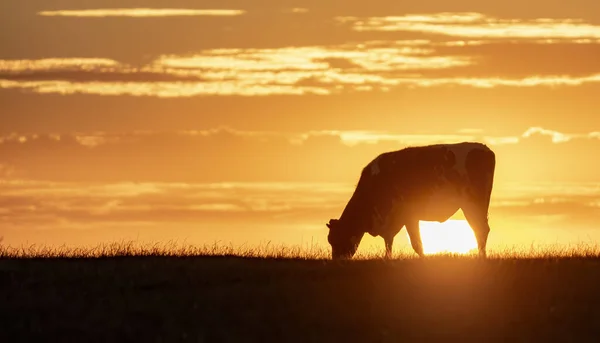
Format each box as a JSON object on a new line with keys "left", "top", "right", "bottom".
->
{"left": 2, "top": 241, "right": 600, "bottom": 342}
{"left": 3, "top": 240, "right": 600, "bottom": 259}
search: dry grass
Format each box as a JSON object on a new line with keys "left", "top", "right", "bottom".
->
{"left": 0, "top": 240, "right": 332, "bottom": 260}
{"left": 2, "top": 239, "right": 600, "bottom": 260}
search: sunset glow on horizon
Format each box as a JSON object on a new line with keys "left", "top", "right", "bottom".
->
{"left": 2, "top": 1, "right": 600, "bottom": 255}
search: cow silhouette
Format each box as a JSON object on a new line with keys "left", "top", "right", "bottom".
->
{"left": 326, "top": 142, "right": 496, "bottom": 259}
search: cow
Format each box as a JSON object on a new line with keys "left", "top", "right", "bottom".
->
{"left": 326, "top": 142, "right": 496, "bottom": 260}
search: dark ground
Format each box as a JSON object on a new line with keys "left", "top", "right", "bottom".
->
{"left": 2, "top": 256, "right": 600, "bottom": 342}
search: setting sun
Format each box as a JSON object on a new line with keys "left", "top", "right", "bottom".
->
{"left": 410, "top": 220, "right": 478, "bottom": 255}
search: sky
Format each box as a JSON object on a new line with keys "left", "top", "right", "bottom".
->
{"left": 2, "top": 0, "right": 600, "bottom": 253}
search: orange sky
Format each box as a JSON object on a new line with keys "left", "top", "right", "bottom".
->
{"left": 1, "top": 0, "right": 600, "bottom": 253}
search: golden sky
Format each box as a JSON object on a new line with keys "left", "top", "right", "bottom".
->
{"left": 1, "top": 0, "right": 600, "bottom": 253}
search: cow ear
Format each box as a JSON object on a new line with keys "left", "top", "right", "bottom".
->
{"left": 327, "top": 219, "right": 338, "bottom": 229}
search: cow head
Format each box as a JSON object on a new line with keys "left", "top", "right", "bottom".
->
{"left": 326, "top": 219, "right": 363, "bottom": 260}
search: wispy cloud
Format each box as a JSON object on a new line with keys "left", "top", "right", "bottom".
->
{"left": 0, "top": 181, "right": 350, "bottom": 228}
{"left": 470, "top": 127, "right": 600, "bottom": 146}
{"left": 336, "top": 12, "right": 600, "bottom": 40}
{"left": 0, "top": 42, "right": 472, "bottom": 96}
{"left": 522, "top": 127, "right": 574, "bottom": 143}
{"left": 1, "top": 126, "right": 598, "bottom": 153}
{"left": 0, "top": 126, "right": 502, "bottom": 184}
{"left": 3, "top": 73, "right": 600, "bottom": 97}
{"left": 1, "top": 126, "right": 600, "bottom": 248}
{"left": 0, "top": 79, "right": 329, "bottom": 97}
{"left": 0, "top": 126, "right": 577, "bottom": 148}
{"left": 0, "top": 58, "right": 120, "bottom": 73}
{"left": 1, "top": 179, "right": 598, "bottom": 232}
{"left": 1, "top": 125, "right": 597, "bottom": 185}
{"left": 295, "top": 130, "right": 478, "bottom": 146}
{"left": 2, "top": 34, "right": 600, "bottom": 96}
{"left": 153, "top": 44, "right": 465, "bottom": 72}
{"left": 3, "top": 28, "right": 600, "bottom": 97}
{"left": 286, "top": 8, "right": 309, "bottom": 14}
{"left": 484, "top": 136, "right": 520, "bottom": 145}
{"left": 0, "top": 127, "right": 478, "bottom": 148}
{"left": 37, "top": 8, "right": 246, "bottom": 17}
{"left": 392, "top": 74, "right": 600, "bottom": 88}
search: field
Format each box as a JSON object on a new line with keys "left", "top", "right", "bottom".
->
{"left": 2, "top": 242, "right": 600, "bottom": 342}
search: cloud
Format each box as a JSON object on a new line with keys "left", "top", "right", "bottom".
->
{"left": 484, "top": 136, "right": 520, "bottom": 145}
{"left": 520, "top": 126, "right": 600, "bottom": 143}
{"left": 295, "top": 130, "right": 478, "bottom": 146}
{"left": 2, "top": 127, "right": 599, "bottom": 247}
{"left": 0, "top": 58, "right": 120, "bottom": 73}
{"left": 154, "top": 45, "right": 456, "bottom": 71}
{"left": 336, "top": 12, "right": 600, "bottom": 40}
{"left": 0, "top": 126, "right": 597, "bottom": 150}
{"left": 0, "top": 43, "right": 472, "bottom": 96}
{"left": 376, "top": 74, "right": 600, "bottom": 88}
{"left": 3, "top": 37, "right": 600, "bottom": 97}
{"left": 522, "top": 127, "right": 572, "bottom": 143}
{"left": 464, "top": 126, "right": 593, "bottom": 147}
{"left": 425, "top": 41, "right": 600, "bottom": 78}
{"left": 284, "top": 8, "right": 309, "bottom": 14}
{"left": 0, "top": 126, "right": 526, "bottom": 149}
{"left": 491, "top": 198, "right": 600, "bottom": 228}
{"left": 2, "top": 10, "right": 598, "bottom": 101}
{"left": 37, "top": 8, "right": 246, "bottom": 17}
{"left": 1, "top": 177, "right": 599, "bottom": 236}
{"left": 3, "top": 73, "right": 600, "bottom": 97}
{"left": 0, "top": 126, "right": 599, "bottom": 184}
{"left": 0, "top": 79, "right": 329, "bottom": 97}
{"left": 0, "top": 181, "right": 350, "bottom": 229}
{"left": 3, "top": 72, "right": 600, "bottom": 98}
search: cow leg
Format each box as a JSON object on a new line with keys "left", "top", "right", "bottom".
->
{"left": 462, "top": 204, "right": 491, "bottom": 258}
{"left": 381, "top": 214, "right": 404, "bottom": 259}
{"left": 405, "top": 221, "right": 424, "bottom": 257}
{"left": 382, "top": 227, "right": 403, "bottom": 259}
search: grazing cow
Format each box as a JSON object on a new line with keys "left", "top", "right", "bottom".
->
{"left": 326, "top": 142, "right": 496, "bottom": 260}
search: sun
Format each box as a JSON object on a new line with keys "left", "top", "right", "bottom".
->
{"left": 407, "top": 220, "right": 478, "bottom": 255}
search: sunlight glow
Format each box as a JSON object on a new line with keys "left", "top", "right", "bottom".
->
{"left": 410, "top": 220, "right": 478, "bottom": 255}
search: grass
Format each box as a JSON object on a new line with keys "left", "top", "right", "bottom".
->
{"left": 3, "top": 239, "right": 600, "bottom": 259}
{"left": 3, "top": 241, "right": 600, "bottom": 342}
